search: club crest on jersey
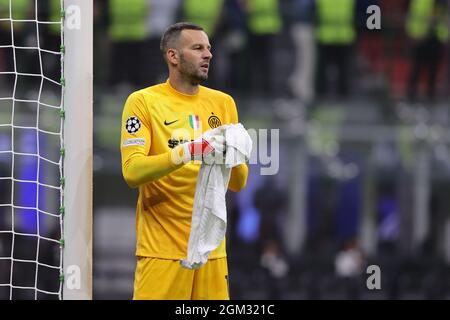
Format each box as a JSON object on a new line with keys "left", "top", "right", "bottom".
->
{"left": 188, "top": 114, "right": 200, "bottom": 130}
{"left": 125, "top": 116, "right": 141, "bottom": 134}
{"left": 208, "top": 113, "right": 222, "bottom": 129}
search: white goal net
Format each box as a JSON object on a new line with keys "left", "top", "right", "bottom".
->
{"left": 0, "top": 0, "right": 65, "bottom": 300}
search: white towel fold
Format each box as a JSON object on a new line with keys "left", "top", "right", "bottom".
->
{"left": 180, "top": 123, "right": 252, "bottom": 269}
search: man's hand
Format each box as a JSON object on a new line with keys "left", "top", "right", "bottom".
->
{"left": 181, "top": 131, "right": 225, "bottom": 164}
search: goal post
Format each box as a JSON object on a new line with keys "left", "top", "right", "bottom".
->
{"left": 62, "top": 0, "right": 93, "bottom": 300}
{"left": 0, "top": 0, "right": 92, "bottom": 300}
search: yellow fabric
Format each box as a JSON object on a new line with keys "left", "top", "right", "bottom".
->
{"left": 0, "top": 0, "right": 29, "bottom": 31}
{"left": 49, "top": 0, "right": 62, "bottom": 35}
{"left": 0, "top": 0, "right": 28, "bottom": 20}
{"left": 183, "top": 0, "right": 225, "bottom": 37}
{"left": 316, "top": 0, "right": 356, "bottom": 44}
{"left": 247, "top": 0, "right": 282, "bottom": 34}
{"left": 133, "top": 257, "right": 229, "bottom": 300}
{"left": 121, "top": 79, "right": 248, "bottom": 260}
{"left": 406, "top": 0, "right": 449, "bottom": 42}
{"left": 109, "top": 0, "right": 148, "bottom": 41}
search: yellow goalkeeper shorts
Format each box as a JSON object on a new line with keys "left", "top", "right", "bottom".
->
{"left": 132, "top": 257, "right": 230, "bottom": 300}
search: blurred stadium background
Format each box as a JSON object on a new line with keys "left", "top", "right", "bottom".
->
{"left": 2, "top": 0, "right": 450, "bottom": 299}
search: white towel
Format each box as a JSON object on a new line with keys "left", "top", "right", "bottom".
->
{"left": 180, "top": 123, "right": 252, "bottom": 269}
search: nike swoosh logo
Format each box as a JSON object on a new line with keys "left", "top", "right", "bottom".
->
{"left": 164, "top": 119, "right": 179, "bottom": 126}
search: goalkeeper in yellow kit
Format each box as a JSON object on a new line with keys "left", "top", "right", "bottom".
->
{"left": 120, "top": 22, "right": 248, "bottom": 300}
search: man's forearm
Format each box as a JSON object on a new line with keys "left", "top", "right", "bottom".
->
{"left": 122, "top": 148, "right": 185, "bottom": 188}
{"left": 228, "top": 164, "right": 248, "bottom": 192}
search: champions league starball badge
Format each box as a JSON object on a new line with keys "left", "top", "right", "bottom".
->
{"left": 125, "top": 116, "right": 141, "bottom": 134}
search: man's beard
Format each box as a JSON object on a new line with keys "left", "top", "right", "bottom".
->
{"left": 179, "top": 53, "right": 208, "bottom": 85}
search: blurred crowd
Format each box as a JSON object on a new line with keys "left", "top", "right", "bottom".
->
{"left": 91, "top": 0, "right": 449, "bottom": 104}
{"left": 1, "top": 0, "right": 448, "bottom": 102}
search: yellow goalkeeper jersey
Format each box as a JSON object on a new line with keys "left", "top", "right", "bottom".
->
{"left": 120, "top": 79, "right": 248, "bottom": 259}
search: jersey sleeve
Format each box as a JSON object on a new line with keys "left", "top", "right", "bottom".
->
{"left": 120, "top": 92, "right": 184, "bottom": 188}
{"left": 121, "top": 92, "right": 152, "bottom": 165}
{"left": 228, "top": 94, "right": 239, "bottom": 124}
{"left": 226, "top": 95, "right": 249, "bottom": 192}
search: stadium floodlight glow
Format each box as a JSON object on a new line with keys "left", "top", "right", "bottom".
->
{"left": 0, "top": 0, "right": 92, "bottom": 300}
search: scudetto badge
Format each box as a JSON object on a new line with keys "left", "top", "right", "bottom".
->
{"left": 125, "top": 116, "right": 141, "bottom": 134}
